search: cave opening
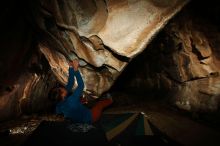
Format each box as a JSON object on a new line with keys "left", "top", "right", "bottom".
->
{"left": 1, "top": 0, "right": 220, "bottom": 146}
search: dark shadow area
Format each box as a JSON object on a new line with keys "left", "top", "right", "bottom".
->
{"left": 20, "top": 113, "right": 181, "bottom": 146}
{"left": 0, "top": 0, "right": 40, "bottom": 89}
{"left": 188, "top": 1, "right": 220, "bottom": 27}
{"left": 22, "top": 121, "right": 108, "bottom": 146}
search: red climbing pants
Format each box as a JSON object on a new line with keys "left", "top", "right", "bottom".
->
{"left": 91, "top": 99, "right": 113, "bottom": 122}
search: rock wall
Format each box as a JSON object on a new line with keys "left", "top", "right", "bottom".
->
{"left": 0, "top": 54, "right": 57, "bottom": 121}
{"left": 115, "top": 4, "right": 220, "bottom": 112}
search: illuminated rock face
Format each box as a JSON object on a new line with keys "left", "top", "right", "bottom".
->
{"left": 167, "top": 15, "right": 220, "bottom": 112}
{"left": 117, "top": 10, "right": 220, "bottom": 112}
{"left": 37, "top": 0, "right": 189, "bottom": 95}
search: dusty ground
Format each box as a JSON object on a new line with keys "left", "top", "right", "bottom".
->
{"left": 0, "top": 92, "right": 220, "bottom": 146}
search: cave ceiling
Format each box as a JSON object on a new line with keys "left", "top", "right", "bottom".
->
{"left": 0, "top": 0, "right": 192, "bottom": 120}
{"left": 38, "top": 0, "right": 189, "bottom": 95}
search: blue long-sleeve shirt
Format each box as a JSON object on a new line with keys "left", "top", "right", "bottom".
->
{"left": 56, "top": 67, "right": 92, "bottom": 124}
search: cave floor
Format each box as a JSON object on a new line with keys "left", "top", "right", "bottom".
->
{"left": 1, "top": 93, "right": 220, "bottom": 146}
{"left": 106, "top": 104, "right": 220, "bottom": 146}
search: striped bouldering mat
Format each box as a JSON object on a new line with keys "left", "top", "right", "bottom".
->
{"left": 100, "top": 112, "right": 180, "bottom": 146}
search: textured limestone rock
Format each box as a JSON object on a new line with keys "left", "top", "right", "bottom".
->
{"left": 37, "top": 0, "right": 189, "bottom": 95}
{"left": 0, "top": 71, "right": 57, "bottom": 121}
{"left": 174, "top": 77, "right": 220, "bottom": 112}
{"left": 162, "top": 13, "right": 220, "bottom": 112}
{"left": 117, "top": 10, "right": 220, "bottom": 112}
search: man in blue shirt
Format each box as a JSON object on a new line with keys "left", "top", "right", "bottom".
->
{"left": 49, "top": 59, "right": 113, "bottom": 124}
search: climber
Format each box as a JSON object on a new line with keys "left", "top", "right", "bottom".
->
{"left": 48, "top": 59, "right": 113, "bottom": 124}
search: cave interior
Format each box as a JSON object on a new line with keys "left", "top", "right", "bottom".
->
{"left": 1, "top": 0, "right": 220, "bottom": 146}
